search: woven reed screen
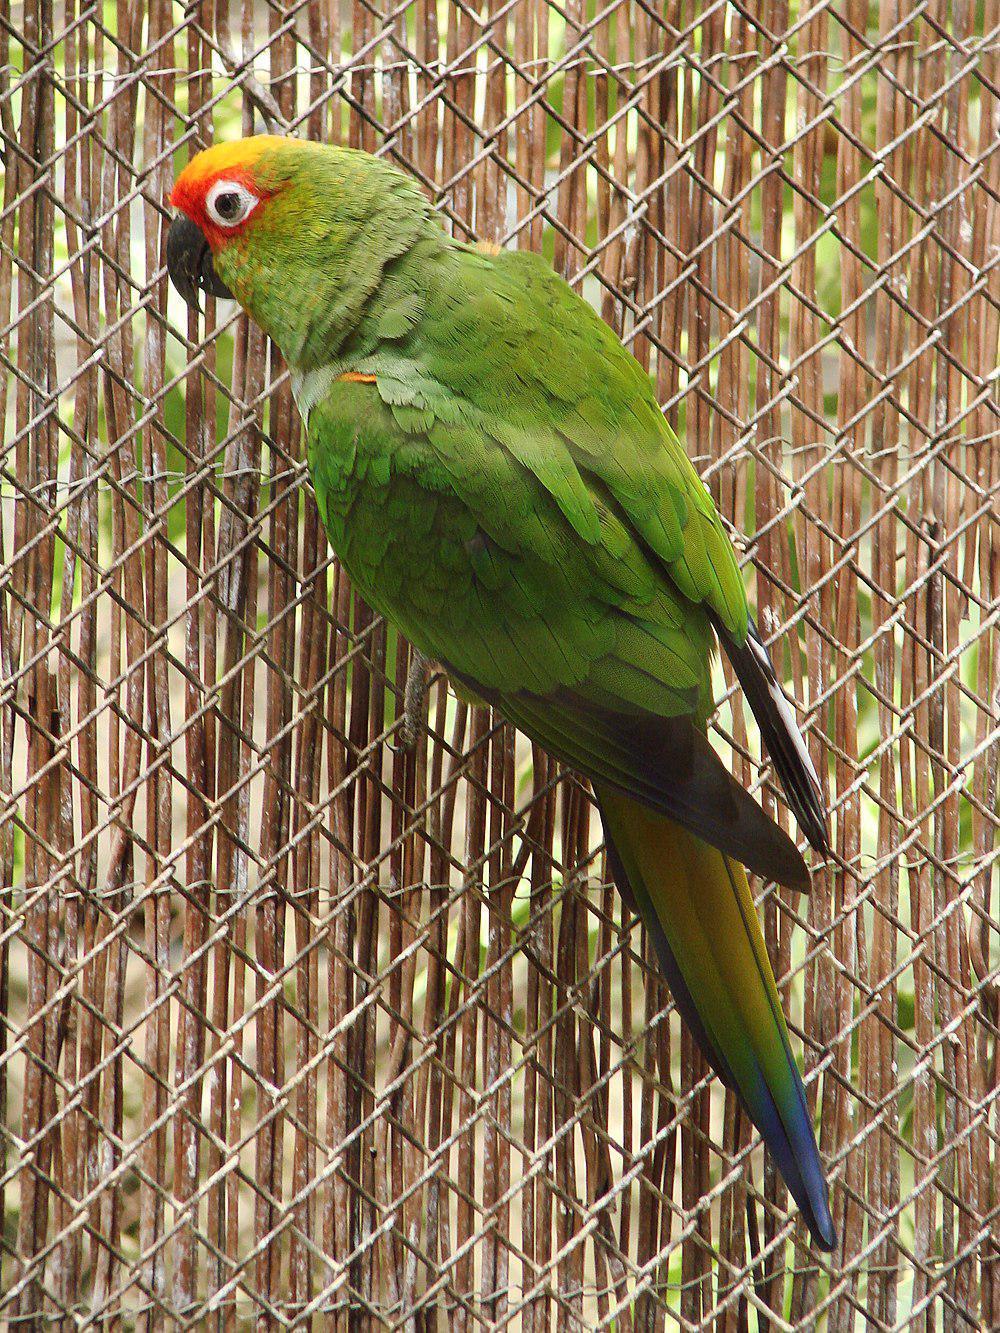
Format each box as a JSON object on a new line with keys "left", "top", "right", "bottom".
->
{"left": 2, "top": 0, "right": 999, "bottom": 1327}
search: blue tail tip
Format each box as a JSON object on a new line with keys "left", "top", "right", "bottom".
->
{"left": 808, "top": 1192, "right": 837, "bottom": 1252}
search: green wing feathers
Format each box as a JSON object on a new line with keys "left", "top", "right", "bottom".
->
{"left": 331, "top": 243, "right": 750, "bottom": 641}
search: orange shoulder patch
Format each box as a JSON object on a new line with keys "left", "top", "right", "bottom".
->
{"left": 337, "top": 371, "right": 377, "bottom": 384}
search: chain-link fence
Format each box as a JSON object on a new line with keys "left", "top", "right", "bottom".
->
{"left": 2, "top": 0, "right": 999, "bottom": 1327}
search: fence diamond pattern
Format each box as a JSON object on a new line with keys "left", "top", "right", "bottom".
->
{"left": 2, "top": 0, "right": 999, "bottom": 1327}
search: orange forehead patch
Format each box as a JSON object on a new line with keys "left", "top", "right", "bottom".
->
{"left": 170, "top": 135, "right": 280, "bottom": 211}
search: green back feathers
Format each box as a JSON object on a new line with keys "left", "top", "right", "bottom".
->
{"left": 217, "top": 138, "right": 750, "bottom": 645}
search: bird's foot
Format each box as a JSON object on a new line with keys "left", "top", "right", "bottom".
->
{"left": 393, "top": 649, "right": 431, "bottom": 752}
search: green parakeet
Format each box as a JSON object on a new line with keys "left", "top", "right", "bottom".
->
{"left": 169, "top": 136, "right": 835, "bottom": 1251}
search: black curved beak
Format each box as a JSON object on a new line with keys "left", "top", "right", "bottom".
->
{"left": 166, "top": 214, "right": 233, "bottom": 310}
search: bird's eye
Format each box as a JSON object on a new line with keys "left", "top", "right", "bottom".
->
{"left": 205, "top": 179, "right": 258, "bottom": 229}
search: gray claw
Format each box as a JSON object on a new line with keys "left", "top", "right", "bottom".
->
{"left": 396, "top": 649, "right": 431, "bottom": 751}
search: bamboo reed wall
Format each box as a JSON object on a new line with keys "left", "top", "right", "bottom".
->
{"left": 2, "top": 0, "right": 999, "bottom": 1327}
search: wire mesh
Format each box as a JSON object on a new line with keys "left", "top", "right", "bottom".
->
{"left": 1, "top": 0, "right": 999, "bottom": 1327}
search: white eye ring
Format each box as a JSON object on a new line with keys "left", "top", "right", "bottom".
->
{"left": 205, "top": 179, "right": 259, "bottom": 228}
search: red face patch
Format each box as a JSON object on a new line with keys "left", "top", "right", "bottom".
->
{"left": 170, "top": 137, "right": 281, "bottom": 247}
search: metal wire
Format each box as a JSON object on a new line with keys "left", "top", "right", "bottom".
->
{"left": 1, "top": 0, "right": 998, "bottom": 1326}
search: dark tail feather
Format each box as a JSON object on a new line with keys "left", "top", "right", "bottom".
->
{"left": 719, "top": 616, "right": 829, "bottom": 854}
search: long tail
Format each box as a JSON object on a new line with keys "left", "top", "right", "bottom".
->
{"left": 598, "top": 786, "right": 836, "bottom": 1251}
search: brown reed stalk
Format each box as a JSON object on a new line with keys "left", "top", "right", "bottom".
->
{"left": 865, "top": 3, "right": 905, "bottom": 1326}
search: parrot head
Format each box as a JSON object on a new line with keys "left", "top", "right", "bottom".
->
{"left": 167, "top": 135, "right": 437, "bottom": 367}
